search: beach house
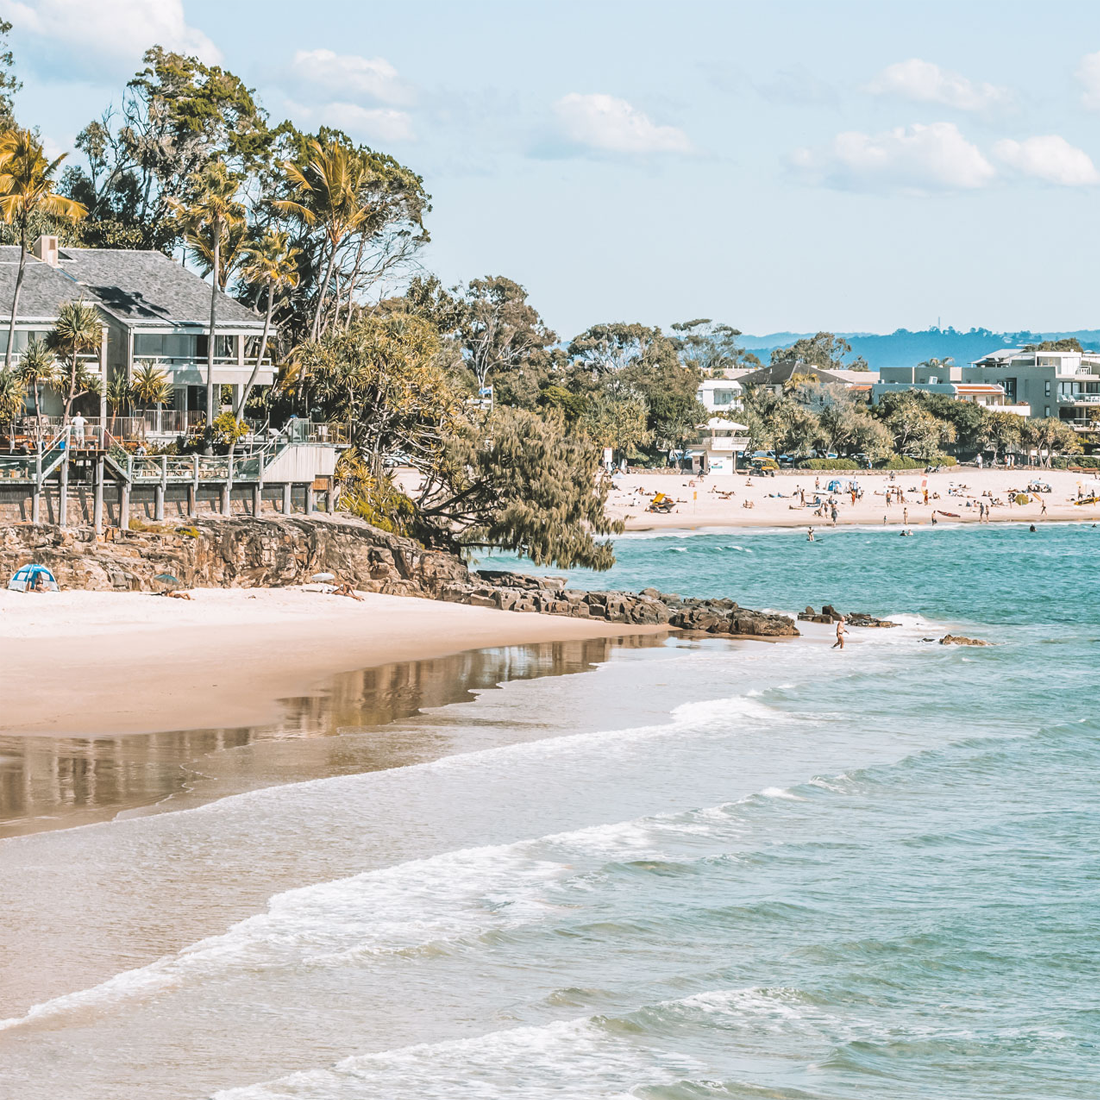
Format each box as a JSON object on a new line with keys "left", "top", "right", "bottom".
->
{"left": 873, "top": 362, "right": 1030, "bottom": 415}
{"left": 0, "top": 236, "right": 271, "bottom": 430}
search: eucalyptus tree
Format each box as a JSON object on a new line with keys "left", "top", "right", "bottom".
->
{"left": 0, "top": 129, "right": 86, "bottom": 369}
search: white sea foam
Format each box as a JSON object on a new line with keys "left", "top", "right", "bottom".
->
{"left": 212, "top": 1015, "right": 696, "bottom": 1100}
{"left": 761, "top": 787, "right": 804, "bottom": 800}
{"left": 0, "top": 739, "right": 804, "bottom": 1036}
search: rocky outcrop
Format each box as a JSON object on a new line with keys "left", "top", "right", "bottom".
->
{"left": 939, "top": 634, "right": 993, "bottom": 646}
{"left": 0, "top": 517, "right": 799, "bottom": 639}
{"left": 797, "top": 604, "right": 899, "bottom": 628}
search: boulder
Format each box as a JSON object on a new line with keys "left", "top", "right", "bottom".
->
{"left": 940, "top": 634, "right": 993, "bottom": 646}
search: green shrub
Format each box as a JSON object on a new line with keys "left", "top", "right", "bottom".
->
{"left": 879, "top": 456, "right": 926, "bottom": 470}
{"left": 1052, "top": 455, "right": 1100, "bottom": 469}
{"left": 796, "top": 458, "right": 860, "bottom": 470}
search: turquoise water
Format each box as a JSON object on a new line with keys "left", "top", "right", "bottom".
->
{"left": 2, "top": 525, "right": 1098, "bottom": 1098}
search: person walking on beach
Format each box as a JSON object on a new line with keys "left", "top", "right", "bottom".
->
{"left": 830, "top": 503, "right": 838, "bottom": 525}
{"left": 1041, "top": 499, "right": 1047, "bottom": 516}
{"left": 903, "top": 506, "right": 908, "bottom": 525}
{"left": 832, "top": 617, "right": 848, "bottom": 650}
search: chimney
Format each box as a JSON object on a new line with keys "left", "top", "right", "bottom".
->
{"left": 33, "top": 235, "right": 59, "bottom": 266}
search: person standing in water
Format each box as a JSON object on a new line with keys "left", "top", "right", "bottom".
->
{"left": 832, "top": 617, "right": 848, "bottom": 650}
{"left": 807, "top": 526, "right": 815, "bottom": 541}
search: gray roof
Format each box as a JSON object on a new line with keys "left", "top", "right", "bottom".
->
{"left": 0, "top": 246, "right": 263, "bottom": 328}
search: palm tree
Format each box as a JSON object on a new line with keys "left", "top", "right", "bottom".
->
{"left": 275, "top": 139, "right": 373, "bottom": 340}
{"left": 0, "top": 364, "right": 23, "bottom": 438}
{"left": 48, "top": 299, "right": 103, "bottom": 418}
{"left": 16, "top": 338, "right": 57, "bottom": 440}
{"left": 131, "top": 360, "right": 172, "bottom": 431}
{"left": 235, "top": 229, "right": 301, "bottom": 416}
{"left": 171, "top": 160, "right": 245, "bottom": 450}
{"left": 105, "top": 371, "right": 132, "bottom": 435}
{"left": 0, "top": 129, "right": 86, "bottom": 369}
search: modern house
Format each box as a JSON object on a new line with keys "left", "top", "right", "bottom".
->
{"left": 696, "top": 377, "right": 745, "bottom": 415}
{"left": 963, "top": 347, "right": 1100, "bottom": 429}
{"left": 873, "top": 364, "right": 1030, "bottom": 415}
{"left": 0, "top": 236, "right": 271, "bottom": 430}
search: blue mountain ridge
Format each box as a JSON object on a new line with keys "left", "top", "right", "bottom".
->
{"left": 738, "top": 328, "right": 1100, "bottom": 370}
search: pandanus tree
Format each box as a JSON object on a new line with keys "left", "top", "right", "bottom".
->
{"left": 0, "top": 364, "right": 23, "bottom": 437}
{"left": 48, "top": 299, "right": 103, "bottom": 419}
{"left": 16, "top": 338, "right": 57, "bottom": 438}
{"left": 275, "top": 139, "right": 373, "bottom": 340}
{"left": 0, "top": 129, "right": 86, "bottom": 369}
{"left": 235, "top": 229, "right": 300, "bottom": 417}
{"left": 131, "top": 361, "right": 172, "bottom": 427}
{"left": 171, "top": 160, "right": 245, "bottom": 449}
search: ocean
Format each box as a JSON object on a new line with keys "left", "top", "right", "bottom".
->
{"left": 1, "top": 523, "right": 1097, "bottom": 1099}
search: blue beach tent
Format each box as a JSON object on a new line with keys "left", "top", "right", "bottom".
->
{"left": 8, "top": 563, "right": 59, "bottom": 592}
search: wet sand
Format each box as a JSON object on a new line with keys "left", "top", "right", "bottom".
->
{"left": 0, "top": 635, "right": 667, "bottom": 839}
{"left": 0, "top": 587, "right": 669, "bottom": 739}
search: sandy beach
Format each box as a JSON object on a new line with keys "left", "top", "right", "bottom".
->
{"left": 0, "top": 587, "right": 668, "bottom": 738}
{"left": 608, "top": 467, "right": 1100, "bottom": 529}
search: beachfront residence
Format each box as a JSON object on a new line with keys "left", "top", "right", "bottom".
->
{"left": 873, "top": 365, "right": 1030, "bottom": 415}
{"left": 696, "top": 377, "right": 745, "bottom": 415}
{"left": 963, "top": 348, "right": 1100, "bottom": 430}
{"left": 0, "top": 236, "right": 271, "bottom": 432}
{"left": 737, "top": 361, "right": 879, "bottom": 403}
{"left": 675, "top": 417, "right": 749, "bottom": 474}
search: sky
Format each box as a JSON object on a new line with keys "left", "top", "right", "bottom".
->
{"left": 3, "top": 0, "right": 1100, "bottom": 339}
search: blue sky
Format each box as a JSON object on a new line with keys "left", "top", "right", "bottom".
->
{"left": 4, "top": 0, "right": 1100, "bottom": 339}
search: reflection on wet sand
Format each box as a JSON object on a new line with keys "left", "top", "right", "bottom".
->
{"left": 0, "top": 634, "right": 666, "bottom": 838}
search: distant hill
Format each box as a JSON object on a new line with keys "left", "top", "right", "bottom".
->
{"left": 740, "top": 328, "right": 1100, "bottom": 369}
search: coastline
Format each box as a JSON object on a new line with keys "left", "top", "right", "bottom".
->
{"left": 610, "top": 468, "right": 1100, "bottom": 530}
{"left": 0, "top": 587, "right": 670, "bottom": 738}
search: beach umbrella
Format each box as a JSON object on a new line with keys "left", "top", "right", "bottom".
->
{"left": 310, "top": 572, "right": 335, "bottom": 583}
{"left": 153, "top": 573, "right": 183, "bottom": 590}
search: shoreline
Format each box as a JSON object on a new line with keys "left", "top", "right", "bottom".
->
{"left": 0, "top": 588, "right": 671, "bottom": 739}
{"left": 609, "top": 468, "right": 1100, "bottom": 530}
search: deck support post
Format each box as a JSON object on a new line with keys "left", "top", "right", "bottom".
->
{"left": 282, "top": 482, "right": 292, "bottom": 515}
{"left": 327, "top": 480, "right": 336, "bottom": 514}
{"left": 31, "top": 450, "right": 41, "bottom": 524}
{"left": 190, "top": 454, "right": 199, "bottom": 516}
{"left": 304, "top": 485, "right": 314, "bottom": 515}
{"left": 252, "top": 482, "right": 262, "bottom": 516}
{"left": 119, "top": 480, "right": 130, "bottom": 531}
{"left": 93, "top": 456, "right": 104, "bottom": 534}
{"left": 155, "top": 455, "right": 167, "bottom": 521}
{"left": 58, "top": 450, "right": 69, "bottom": 527}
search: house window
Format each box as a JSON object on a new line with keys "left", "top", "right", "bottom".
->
{"left": 215, "top": 334, "right": 238, "bottom": 360}
{"left": 0, "top": 329, "right": 48, "bottom": 354}
{"left": 1003, "top": 377, "right": 1017, "bottom": 400}
{"left": 1045, "top": 406, "right": 1051, "bottom": 417}
{"left": 1044, "top": 380, "right": 1051, "bottom": 397}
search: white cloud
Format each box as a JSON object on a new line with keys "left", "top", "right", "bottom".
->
{"left": 289, "top": 48, "right": 413, "bottom": 107}
{"left": 1077, "top": 51, "right": 1100, "bottom": 109}
{"left": 283, "top": 99, "right": 415, "bottom": 144}
{"left": 791, "top": 122, "right": 996, "bottom": 193}
{"left": 994, "top": 135, "right": 1100, "bottom": 186}
{"left": 552, "top": 93, "right": 693, "bottom": 155}
{"left": 0, "top": 0, "right": 220, "bottom": 76}
{"left": 865, "top": 59, "right": 1012, "bottom": 113}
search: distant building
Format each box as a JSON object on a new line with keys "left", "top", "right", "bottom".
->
{"left": 872, "top": 370, "right": 1030, "bottom": 416}
{"left": 696, "top": 377, "right": 744, "bottom": 415}
{"left": 963, "top": 348, "right": 1100, "bottom": 429}
{"left": 0, "top": 236, "right": 271, "bottom": 427}
{"left": 736, "top": 361, "right": 878, "bottom": 402}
